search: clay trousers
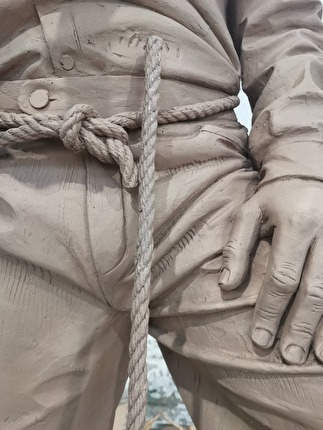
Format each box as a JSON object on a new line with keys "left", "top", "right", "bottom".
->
{"left": 0, "top": 115, "right": 322, "bottom": 430}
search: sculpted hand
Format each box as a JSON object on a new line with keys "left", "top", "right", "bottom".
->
{"left": 219, "top": 179, "right": 323, "bottom": 365}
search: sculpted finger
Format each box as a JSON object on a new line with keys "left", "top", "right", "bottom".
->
{"left": 219, "top": 200, "right": 262, "bottom": 291}
{"left": 314, "top": 318, "right": 323, "bottom": 363}
{"left": 251, "top": 226, "right": 312, "bottom": 348}
{"left": 280, "top": 239, "right": 323, "bottom": 364}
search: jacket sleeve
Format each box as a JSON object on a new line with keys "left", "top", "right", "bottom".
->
{"left": 227, "top": 0, "right": 323, "bottom": 185}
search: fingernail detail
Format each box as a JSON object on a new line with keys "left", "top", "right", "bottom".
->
{"left": 284, "top": 345, "right": 306, "bottom": 364}
{"left": 252, "top": 328, "right": 272, "bottom": 348}
{"left": 219, "top": 268, "right": 230, "bottom": 285}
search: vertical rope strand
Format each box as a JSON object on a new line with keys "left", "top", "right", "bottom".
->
{"left": 126, "top": 35, "right": 163, "bottom": 430}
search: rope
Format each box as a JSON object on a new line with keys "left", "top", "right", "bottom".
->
{"left": 0, "top": 36, "right": 240, "bottom": 430}
{"left": 126, "top": 35, "right": 162, "bottom": 430}
{"left": 0, "top": 97, "right": 239, "bottom": 188}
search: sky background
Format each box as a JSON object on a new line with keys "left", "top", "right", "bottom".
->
{"left": 235, "top": 87, "right": 252, "bottom": 131}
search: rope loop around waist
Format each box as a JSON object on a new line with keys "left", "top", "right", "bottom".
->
{"left": 0, "top": 40, "right": 239, "bottom": 430}
{"left": 0, "top": 95, "right": 239, "bottom": 188}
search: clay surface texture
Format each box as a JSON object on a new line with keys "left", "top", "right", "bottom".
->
{"left": 1, "top": 1, "right": 323, "bottom": 429}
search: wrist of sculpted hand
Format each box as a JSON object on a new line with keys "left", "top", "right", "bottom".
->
{"left": 251, "top": 139, "right": 323, "bottom": 187}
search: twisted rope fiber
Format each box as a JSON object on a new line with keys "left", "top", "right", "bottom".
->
{"left": 0, "top": 38, "right": 239, "bottom": 430}
{"left": 0, "top": 97, "right": 239, "bottom": 188}
{"left": 126, "top": 35, "right": 162, "bottom": 430}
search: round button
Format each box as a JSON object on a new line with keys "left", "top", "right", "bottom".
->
{"left": 29, "top": 89, "right": 50, "bottom": 109}
{"left": 60, "top": 54, "right": 75, "bottom": 71}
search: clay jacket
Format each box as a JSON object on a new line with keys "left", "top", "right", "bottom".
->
{"left": 1, "top": 0, "right": 323, "bottom": 184}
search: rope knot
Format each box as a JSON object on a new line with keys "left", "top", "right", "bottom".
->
{"left": 59, "top": 104, "right": 138, "bottom": 188}
{"left": 59, "top": 104, "right": 98, "bottom": 152}
{"left": 0, "top": 90, "right": 239, "bottom": 191}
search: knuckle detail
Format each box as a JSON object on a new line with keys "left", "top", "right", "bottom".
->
{"left": 288, "top": 211, "right": 314, "bottom": 231}
{"left": 270, "top": 269, "right": 298, "bottom": 294}
{"left": 308, "top": 286, "right": 323, "bottom": 301}
{"left": 290, "top": 321, "right": 314, "bottom": 337}
{"left": 308, "top": 281, "right": 323, "bottom": 301}
{"left": 225, "top": 240, "right": 238, "bottom": 252}
{"left": 222, "top": 240, "right": 239, "bottom": 261}
{"left": 255, "top": 304, "right": 280, "bottom": 322}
